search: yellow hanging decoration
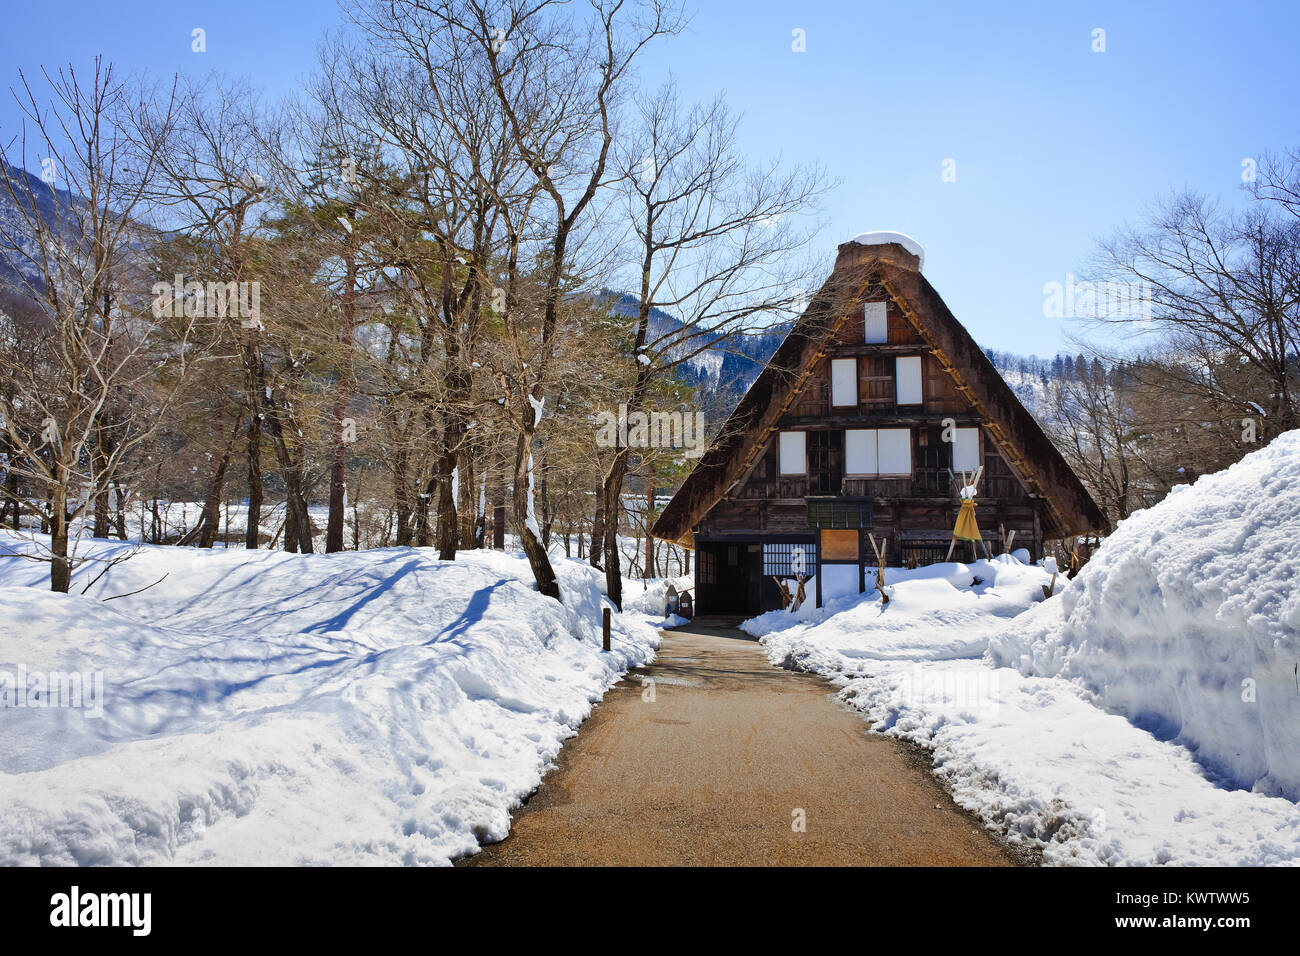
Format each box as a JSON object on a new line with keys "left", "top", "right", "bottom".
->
{"left": 952, "top": 496, "right": 982, "bottom": 541}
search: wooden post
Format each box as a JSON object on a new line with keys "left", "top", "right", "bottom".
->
{"left": 602, "top": 607, "right": 611, "bottom": 652}
{"left": 858, "top": 529, "right": 866, "bottom": 594}
{"left": 814, "top": 536, "right": 823, "bottom": 609}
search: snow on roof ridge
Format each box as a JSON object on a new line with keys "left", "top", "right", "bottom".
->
{"left": 846, "top": 231, "right": 925, "bottom": 271}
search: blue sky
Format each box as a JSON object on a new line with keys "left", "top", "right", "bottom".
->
{"left": 1, "top": 0, "right": 1296, "bottom": 355}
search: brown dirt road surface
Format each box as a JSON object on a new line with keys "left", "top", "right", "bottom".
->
{"left": 459, "top": 621, "right": 1022, "bottom": 866}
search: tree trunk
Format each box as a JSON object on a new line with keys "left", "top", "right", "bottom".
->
{"left": 434, "top": 451, "right": 457, "bottom": 558}
{"left": 196, "top": 413, "right": 242, "bottom": 549}
{"left": 457, "top": 442, "right": 478, "bottom": 551}
{"left": 589, "top": 474, "right": 605, "bottom": 570}
{"left": 600, "top": 358, "right": 654, "bottom": 607}
{"left": 50, "top": 483, "right": 70, "bottom": 593}
{"left": 513, "top": 429, "right": 560, "bottom": 600}
{"left": 326, "top": 246, "right": 358, "bottom": 553}
{"left": 5, "top": 464, "right": 19, "bottom": 530}
{"left": 600, "top": 448, "right": 630, "bottom": 609}
{"left": 392, "top": 445, "right": 413, "bottom": 547}
{"left": 91, "top": 425, "right": 114, "bottom": 539}
{"left": 264, "top": 413, "right": 313, "bottom": 553}
{"left": 247, "top": 345, "right": 312, "bottom": 553}
{"left": 325, "top": 386, "right": 349, "bottom": 553}
{"left": 113, "top": 482, "right": 128, "bottom": 540}
{"left": 92, "top": 474, "right": 109, "bottom": 539}
{"left": 539, "top": 452, "right": 552, "bottom": 549}
{"left": 245, "top": 414, "right": 263, "bottom": 549}
{"left": 645, "top": 471, "right": 656, "bottom": 579}
{"left": 284, "top": 498, "right": 300, "bottom": 554}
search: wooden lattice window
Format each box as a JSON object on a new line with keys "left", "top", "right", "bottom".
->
{"left": 807, "top": 430, "right": 843, "bottom": 495}
{"left": 806, "top": 498, "right": 870, "bottom": 529}
{"left": 762, "top": 541, "right": 815, "bottom": 578}
{"left": 901, "top": 540, "right": 951, "bottom": 568}
{"left": 699, "top": 549, "right": 717, "bottom": 585}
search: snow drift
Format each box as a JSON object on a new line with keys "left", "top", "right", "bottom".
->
{"left": 989, "top": 430, "right": 1300, "bottom": 799}
{"left": 0, "top": 536, "right": 658, "bottom": 865}
{"left": 745, "top": 555, "right": 1053, "bottom": 670}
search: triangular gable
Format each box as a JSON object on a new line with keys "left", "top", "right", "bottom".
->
{"left": 651, "top": 239, "right": 1108, "bottom": 545}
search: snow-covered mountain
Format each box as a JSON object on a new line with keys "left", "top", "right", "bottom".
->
{"left": 0, "top": 159, "right": 79, "bottom": 292}
{"left": 596, "top": 290, "right": 790, "bottom": 424}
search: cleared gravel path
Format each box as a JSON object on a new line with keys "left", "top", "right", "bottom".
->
{"left": 460, "top": 622, "right": 1020, "bottom": 866}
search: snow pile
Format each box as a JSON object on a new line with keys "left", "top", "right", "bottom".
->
{"left": 840, "top": 660, "right": 1300, "bottom": 865}
{"left": 744, "top": 555, "right": 1053, "bottom": 670}
{"left": 989, "top": 431, "right": 1300, "bottom": 799}
{"left": 0, "top": 535, "right": 658, "bottom": 865}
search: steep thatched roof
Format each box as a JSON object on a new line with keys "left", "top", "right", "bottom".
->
{"left": 651, "top": 238, "right": 1108, "bottom": 545}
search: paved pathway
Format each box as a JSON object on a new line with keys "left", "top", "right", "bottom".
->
{"left": 460, "top": 622, "right": 1020, "bottom": 866}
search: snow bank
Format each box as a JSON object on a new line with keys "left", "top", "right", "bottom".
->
{"left": 0, "top": 535, "right": 658, "bottom": 865}
{"left": 840, "top": 660, "right": 1300, "bottom": 865}
{"left": 989, "top": 430, "right": 1300, "bottom": 799}
{"left": 744, "top": 555, "right": 1052, "bottom": 670}
{"left": 742, "top": 532, "right": 1300, "bottom": 865}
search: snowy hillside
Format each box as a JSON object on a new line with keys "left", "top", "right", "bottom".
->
{"left": 0, "top": 159, "right": 78, "bottom": 291}
{"left": 989, "top": 429, "right": 1300, "bottom": 799}
{"left": 0, "top": 536, "right": 660, "bottom": 865}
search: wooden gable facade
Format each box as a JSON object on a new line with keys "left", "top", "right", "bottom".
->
{"left": 651, "top": 236, "right": 1108, "bottom": 617}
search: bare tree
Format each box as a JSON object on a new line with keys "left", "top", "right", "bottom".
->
{"left": 595, "top": 80, "right": 830, "bottom": 607}
{"left": 468, "top": 0, "right": 684, "bottom": 600}
{"left": 1092, "top": 192, "right": 1300, "bottom": 437}
{"left": 0, "top": 59, "right": 198, "bottom": 591}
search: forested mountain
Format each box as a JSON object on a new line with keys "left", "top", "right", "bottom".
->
{"left": 598, "top": 292, "right": 791, "bottom": 429}
{"left": 0, "top": 159, "right": 77, "bottom": 290}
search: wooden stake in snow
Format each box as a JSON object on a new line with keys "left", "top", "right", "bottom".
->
{"left": 602, "top": 608, "right": 611, "bottom": 652}
{"left": 789, "top": 576, "right": 808, "bottom": 612}
{"left": 788, "top": 547, "right": 809, "bottom": 612}
{"left": 867, "top": 533, "right": 890, "bottom": 606}
{"left": 1041, "top": 556, "right": 1059, "bottom": 599}
{"left": 773, "top": 576, "right": 793, "bottom": 610}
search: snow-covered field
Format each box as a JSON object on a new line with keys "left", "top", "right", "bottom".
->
{"left": 0, "top": 534, "right": 660, "bottom": 865}
{"left": 10, "top": 495, "right": 687, "bottom": 565}
{"left": 743, "top": 434, "right": 1300, "bottom": 865}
